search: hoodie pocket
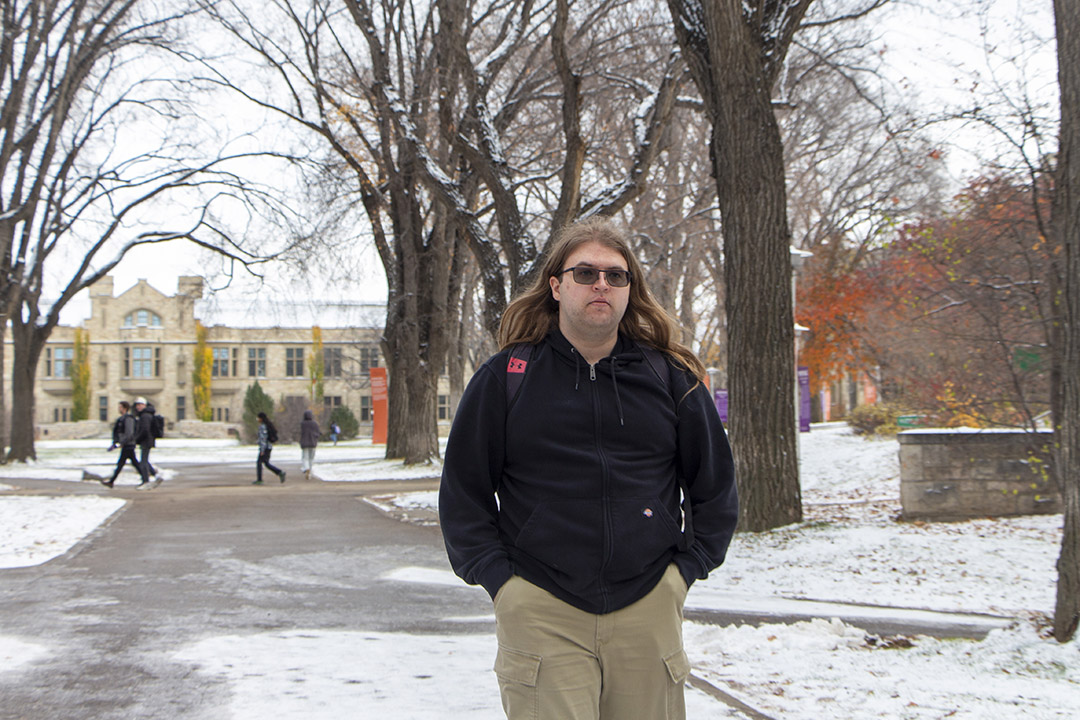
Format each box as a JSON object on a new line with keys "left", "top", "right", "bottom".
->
{"left": 606, "top": 497, "right": 683, "bottom": 581}
{"left": 514, "top": 499, "right": 603, "bottom": 581}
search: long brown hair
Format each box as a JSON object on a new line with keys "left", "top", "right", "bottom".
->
{"left": 498, "top": 216, "right": 707, "bottom": 382}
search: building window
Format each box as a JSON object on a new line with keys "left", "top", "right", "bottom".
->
{"left": 214, "top": 407, "right": 230, "bottom": 422}
{"left": 360, "top": 395, "right": 372, "bottom": 422}
{"left": 48, "top": 347, "right": 74, "bottom": 378}
{"left": 128, "top": 347, "right": 158, "bottom": 378}
{"left": 323, "top": 395, "right": 342, "bottom": 410}
{"left": 176, "top": 396, "right": 186, "bottom": 421}
{"left": 325, "top": 347, "right": 343, "bottom": 378}
{"left": 123, "top": 309, "right": 162, "bottom": 327}
{"left": 248, "top": 347, "right": 265, "bottom": 377}
{"left": 438, "top": 394, "right": 451, "bottom": 421}
{"left": 99, "top": 396, "right": 109, "bottom": 422}
{"left": 54, "top": 407, "right": 70, "bottom": 422}
{"left": 359, "top": 347, "right": 380, "bottom": 373}
{"left": 286, "top": 347, "right": 305, "bottom": 377}
{"left": 212, "top": 347, "right": 230, "bottom": 377}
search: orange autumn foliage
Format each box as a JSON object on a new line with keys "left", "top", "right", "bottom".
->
{"left": 796, "top": 260, "right": 885, "bottom": 395}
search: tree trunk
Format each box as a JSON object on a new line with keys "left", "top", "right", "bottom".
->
{"left": 381, "top": 178, "right": 456, "bottom": 465}
{"left": 383, "top": 275, "right": 441, "bottom": 465}
{"left": 714, "top": 115, "right": 802, "bottom": 532}
{"left": 7, "top": 316, "right": 45, "bottom": 462}
{"left": 0, "top": 324, "right": 6, "bottom": 461}
{"left": 670, "top": 0, "right": 803, "bottom": 531}
{"left": 1053, "top": 0, "right": 1080, "bottom": 643}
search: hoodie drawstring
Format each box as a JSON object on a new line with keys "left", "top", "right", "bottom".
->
{"left": 570, "top": 345, "right": 625, "bottom": 425}
{"left": 610, "top": 360, "right": 625, "bottom": 426}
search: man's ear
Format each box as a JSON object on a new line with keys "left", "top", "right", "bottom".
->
{"left": 549, "top": 275, "right": 561, "bottom": 302}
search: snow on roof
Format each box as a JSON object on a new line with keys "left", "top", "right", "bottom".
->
{"left": 195, "top": 298, "right": 386, "bottom": 329}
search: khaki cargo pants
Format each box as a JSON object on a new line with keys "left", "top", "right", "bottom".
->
{"left": 492, "top": 564, "right": 691, "bottom": 720}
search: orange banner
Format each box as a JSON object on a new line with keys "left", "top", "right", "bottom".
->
{"left": 370, "top": 366, "right": 388, "bottom": 445}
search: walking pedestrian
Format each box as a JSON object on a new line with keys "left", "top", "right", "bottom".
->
{"left": 439, "top": 216, "right": 738, "bottom": 720}
{"left": 102, "top": 401, "right": 140, "bottom": 488}
{"left": 299, "top": 409, "right": 320, "bottom": 480}
{"left": 330, "top": 422, "right": 340, "bottom": 445}
{"left": 254, "top": 412, "right": 286, "bottom": 485}
{"left": 132, "top": 397, "right": 159, "bottom": 489}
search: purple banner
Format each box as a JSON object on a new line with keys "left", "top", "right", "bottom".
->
{"left": 798, "top": 366, "right": 811, "bottom": 432}
{"left": 714, "top": 389, "right": 728, "bottom": 423}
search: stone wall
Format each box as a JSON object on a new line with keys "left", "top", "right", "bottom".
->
{"left": 899, "top": 429, "right": 1059, "bottom": 520}
{"left": 34, "top": 420, "right": 107, "bottom": 441}
{"left": 35, "top": 420, "right": 241, "bottom": 441}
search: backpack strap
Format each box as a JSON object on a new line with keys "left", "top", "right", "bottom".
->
{"left": 640, "top": 345, "right": 671, "bottom": 398}
{"left": 505, "top": 343, "right": 536, "bottom": 407}
{"left": 640, "top": 345, "right": 694, "bottom": 551}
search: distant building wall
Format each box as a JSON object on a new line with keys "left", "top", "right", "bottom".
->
{"left": 3, "top": 275, "right": 461, "bottom": 440}
{"left": 899, "top": 429, "right": 1059, "bottom": 520}
{"left": 816, "top": 370, "right": 878, "bottom": 423}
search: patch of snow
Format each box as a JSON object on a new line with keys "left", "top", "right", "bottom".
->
{"left": 0, "top": 496, "right": 125, "bottom": 568}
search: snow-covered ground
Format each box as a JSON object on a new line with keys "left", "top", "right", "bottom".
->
{"left": 2, "top": 425, "right": 1078, "bottom": 718}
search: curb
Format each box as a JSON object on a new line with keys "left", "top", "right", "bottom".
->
{"left": 685, "top": 599, "right": 1014, "bottom": 640}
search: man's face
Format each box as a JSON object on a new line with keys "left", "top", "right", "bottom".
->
{"left": 118, "top": 404, "right": 126, "bottom": 414}
{"left": 549, "top": 241, "right": 631, "bottom": 346}
{"left": 134, "top": 403, "right": 145, "bottom": 413}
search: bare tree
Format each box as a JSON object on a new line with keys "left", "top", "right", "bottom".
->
{"left": 665, "top": 0, "right": 811, "bottom": 531}
{"left": 1, "top": 0, "right": 287, "bottom": 461}
{"left": 781, "top": 18, "right": 948, "bottom": 264}
{"left": 381, "top": 0, "right": 688, "bottom": 326}
{"left": 199, "top": 0, "right": 690, "bottom": 463}
{"left": 1053, "top": 0, "right": 1080, "bottom": 644}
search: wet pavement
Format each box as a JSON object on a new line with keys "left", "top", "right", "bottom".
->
{"left": 1, "top": 459, "right": 1017, "bottom": 719}
{"left": 0, "top": 461, "right": 472, "bottom": 720}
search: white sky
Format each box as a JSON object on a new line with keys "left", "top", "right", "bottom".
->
{"left": 2, "top": 423, "right": 1077, "bottom": 718}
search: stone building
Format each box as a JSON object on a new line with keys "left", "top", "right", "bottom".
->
{"left": 10, "top": 275, "right": 393, "bottom": 439}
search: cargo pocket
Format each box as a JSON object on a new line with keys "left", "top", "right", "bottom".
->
{"left": 663, "top": 648, "right": 691, "bottom": 718}
{"left": 663, "top": 648, "right": 690, "bottom": 685}
{"left": 494, "top": 646, "right": 542, "bottom": 719}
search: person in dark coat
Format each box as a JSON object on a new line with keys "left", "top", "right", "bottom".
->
{"left": 132, "top": 397, "right": 159, "bottom": 488}
{"left": 439, "top": 216, "right": 738, "bottom": 719}
{"left": 254, "top": 412, "right": 286, "bottom": 485}
{"left": 103, "top": 401, "right": 141, "bottom": 488}
{"left": 299, "top": 409, "right": 320, "bottom": 480}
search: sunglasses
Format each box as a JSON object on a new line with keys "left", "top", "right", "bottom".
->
{"left": 557, "top": 266, "right": 632, "bottom": 288}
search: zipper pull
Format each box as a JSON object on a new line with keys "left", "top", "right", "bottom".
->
{"left": 590, "top": 364, "right": 596, "bottom": 381}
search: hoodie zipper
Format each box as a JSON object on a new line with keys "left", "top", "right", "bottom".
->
{"left": 589, "top": 359, "right": 614, "bottom": 612}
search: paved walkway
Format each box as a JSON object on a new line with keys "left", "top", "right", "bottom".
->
{"left": 0, "top": 460, "right": 1015, "bottom": 719}
{"left": 1, "top": 463, "right": 462, "bottom": 720}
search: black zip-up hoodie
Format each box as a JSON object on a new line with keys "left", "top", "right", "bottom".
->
{"left": 439, "top": 328, "right": 738, "bottom": 615}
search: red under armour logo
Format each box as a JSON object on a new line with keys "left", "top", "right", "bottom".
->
{"left": 508, "top": 358, "right": 528, "bottom": 374}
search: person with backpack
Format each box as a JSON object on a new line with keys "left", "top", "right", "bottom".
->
{"left": 102, "top": 401, "right": 141, "bottom": 488}
{"left": 254, "top": 412, "right": 286, "bottom": 485}
{"left": 132, "top": 397, "right": 160, "bottom": 488}
{"left": 439, "top": 216, "right": 738, "bottom": 720}
{"left": 299, "top": 409, "right": 320, "bottom": 480}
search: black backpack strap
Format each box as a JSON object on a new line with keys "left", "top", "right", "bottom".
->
{"left": 640, "top": 344, "right": 694, "bottom": 551}
{"left": 640, "top": 345, "right": 671, "bottom": 397}
{"left": 505, "top": 343, "right": 536, "bottom": 407}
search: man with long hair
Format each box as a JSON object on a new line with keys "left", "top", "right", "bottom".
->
{"left": 440, "top": 216, "right": 738, "bottom": 719}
